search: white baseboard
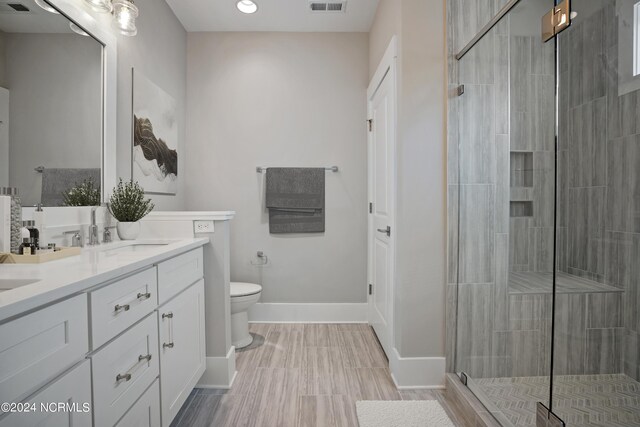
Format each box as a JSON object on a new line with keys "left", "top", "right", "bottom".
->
{"left": 248, "top": 303, "right": 368, "bottom": 323}
{"left": 197, "top": 346, "right": 237, "bottom": 389}
{"left": 389, "top": 347, "right": 446, "bottom": 389}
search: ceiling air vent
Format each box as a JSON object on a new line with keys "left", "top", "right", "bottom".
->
{"left": 309, "top": 1, "right": 347, "bottom": 13}
{"left": 0, "top": 1, "right": 31, "bottom": 12}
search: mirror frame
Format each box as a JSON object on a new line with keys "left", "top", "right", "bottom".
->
{"left": 42, "top": 0, "right": 117, "bottom": 204}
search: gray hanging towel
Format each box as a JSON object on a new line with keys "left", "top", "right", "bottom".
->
{"left": 41, "top": 168, "right": 101, "bottom": 206}
{"left": 265, "top": 168, "right": 325, "bottom": 233}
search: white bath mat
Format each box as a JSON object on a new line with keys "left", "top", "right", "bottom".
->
{"left": 356, "top": 400, "right": 455, "bottom": 427}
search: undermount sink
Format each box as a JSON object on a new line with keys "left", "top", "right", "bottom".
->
{"left": 0, "top": 279, "right": 40, "bottom": 292}
{"left": 100, "top": 243, "right": 170, "bottom": 255}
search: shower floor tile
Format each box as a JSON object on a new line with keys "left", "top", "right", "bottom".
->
{"left": 473, "top": 374, "right": 640, "bottom": 427}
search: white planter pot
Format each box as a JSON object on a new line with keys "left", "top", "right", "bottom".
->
{"left": 116, "top": 221, "right": 141, "bottom": 240}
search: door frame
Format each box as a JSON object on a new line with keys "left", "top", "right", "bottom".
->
{"left": 367, "top": 36, "right": 398, "bottom": 356}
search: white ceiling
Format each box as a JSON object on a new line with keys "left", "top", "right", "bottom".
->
{"left": 166, "top": 0, "right": 381, "bottom": 32}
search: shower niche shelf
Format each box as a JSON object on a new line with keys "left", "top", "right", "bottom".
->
{"left": 510, "top": 151, "right": 533, "bottom": 188}
{"left": 510, "top": 201, "right": 533, "bottom": 217}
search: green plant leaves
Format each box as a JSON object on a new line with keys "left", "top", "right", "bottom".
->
{"left": 108, "top": 179, "right": 155, "bottom": 222}
{"left": 61, "top": 177, "right": 101, "bottom": 207}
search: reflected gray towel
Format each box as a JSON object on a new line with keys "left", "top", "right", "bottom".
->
{"left": 41, "top": 168, "right": 100, "bottom": 206}
{"left": 266, "top": 168, "right": 325, "bottom": 233}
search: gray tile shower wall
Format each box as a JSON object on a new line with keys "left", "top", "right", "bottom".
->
{"left": 448, "top": 0, "right": 640, "bottom": 381}
{"left": 558, "top": 2, "right": 640, "bottom": 381}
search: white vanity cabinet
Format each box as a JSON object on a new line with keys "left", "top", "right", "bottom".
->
{"left": 0, "top": 244, "right": 207, "bottom": 427}
{"left": 0, "top": 294, "right": 88, "bottom": 405}
{"left": 0, "top": 360, "right": 92, "bottom": 427}
{"left": 158, "top": 279, "right": 205, "bottom": 426}
{"left": 114, "top": 380, "right": 160, "bottom": 427}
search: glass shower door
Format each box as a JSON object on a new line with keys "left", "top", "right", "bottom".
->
{"left": 453, "top": 0, "right": 557, "bottom": 425}
{"left": 552, "top": 0, "right": 640, "bottom": 425}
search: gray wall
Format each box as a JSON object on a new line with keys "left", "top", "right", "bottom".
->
{"left": 369, "top": 0, "right": 447, "bottom": 358}
{"left": 185, "top": 32, "right": 369, "bottom": 304}
{"left": 0, "top": 30, "right": 6, "bottom": 187}
{"left": 0, "top": 30, "right": 6, "bottom": 88}
{"left": 5, "top": 33, "right": 102, "bottom": 206}
{"left": 114, "top": 0, "right": 187, "bottom": 210}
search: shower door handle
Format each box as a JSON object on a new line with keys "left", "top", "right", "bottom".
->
{"left": 377, "top": 226, "right": 391, "bottom": 237}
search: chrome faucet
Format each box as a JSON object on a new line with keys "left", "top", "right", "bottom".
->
{"left": 103, "top": 226, "right": 116, "bottom": 243}
{"left": 63, "top": 230, "right": 83, "bottom": 248}
{"left": 88, "top": 206, "right": 100, "bottom": 246}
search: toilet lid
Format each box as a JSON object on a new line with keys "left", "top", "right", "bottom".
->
{"left": 231, "top": 282, "right": 262, "bottom": 297}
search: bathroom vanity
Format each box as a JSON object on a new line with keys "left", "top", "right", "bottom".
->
{"left": 0, "top": 239, "right": 208, "bottom": 427}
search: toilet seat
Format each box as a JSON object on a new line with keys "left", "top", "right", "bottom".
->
{"left": 231, "top": 282, "right": 262, "bottom": 298}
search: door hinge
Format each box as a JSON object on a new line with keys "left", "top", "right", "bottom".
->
{"left": 367, "top": 119, "right": 373, "bottom": 132}
{"left": 369, "top": 284, "right": 373, "bottom": 295}
{"left": 542, "top": 0, "right": 571, "bottom": 42}
{"left": 369, "top": 202, "right": 373, "bottom": 213}
{"left": 457, "top": 84, "right": 465, "bottom": 96}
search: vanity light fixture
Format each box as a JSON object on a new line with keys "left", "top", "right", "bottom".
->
{"left": 34, "top": 0, "right": 59, "bottom": 14}
{"left": 83, "top": 0, "right": 113, "bottom": 13}
{"left": 69, "top": 22, "right": 89, "bottom": 36}
{"left": 112, "top": 0, "right": 139, "bottom": 37}
{"left": 237, "top": 0, "right": 258, "bottom": 14}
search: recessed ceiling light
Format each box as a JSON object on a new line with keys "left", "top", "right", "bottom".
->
{"left": 34, "top": 0, "right": 59, "bottom": 14}
{"left": 237, "top": 0, "right": 258, "bottom": 14}
{"left": 69, "top": 22, "right": 89, "bottom": 36}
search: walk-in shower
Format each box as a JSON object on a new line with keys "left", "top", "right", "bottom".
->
{"left": 449, "top": 0, "right": 640, "bottom": 425}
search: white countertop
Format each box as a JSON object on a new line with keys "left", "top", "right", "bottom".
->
{"left": 0, "top": 238, "right": 209, "bottom": 322}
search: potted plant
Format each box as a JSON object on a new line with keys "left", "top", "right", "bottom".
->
{"left": 108, "top": 179, "right": 154, "bottom": 240}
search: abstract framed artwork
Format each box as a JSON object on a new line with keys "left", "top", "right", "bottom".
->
{"left": 131, "top": 69, "right": 178, "bottom": 195}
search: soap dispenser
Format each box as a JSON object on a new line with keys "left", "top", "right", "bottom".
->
{"left": 34, "top": 203, "right": 46, "bottom": 249}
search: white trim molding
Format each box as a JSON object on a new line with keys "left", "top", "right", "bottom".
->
{"left": 248, "top": 303, "right": 368, "bottom": 323}
{"left": 197, "top": 346, "right": 237, "bottom": 389}
{"left": 145, "top": 211, "right": 236, "bottom": 221}
{"left": 389, "top": 348, "right": 446, "bottom": 389}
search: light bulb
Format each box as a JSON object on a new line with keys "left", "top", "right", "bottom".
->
{"left": 112, "top": 0, "right": 138, "bottom": 37}
{"left": 83, "top": 0, "right": 113, "bottom": 13}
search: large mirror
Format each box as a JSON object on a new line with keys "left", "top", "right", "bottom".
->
{"left": 0, "top": 0, "right": 103, "bottom": 207}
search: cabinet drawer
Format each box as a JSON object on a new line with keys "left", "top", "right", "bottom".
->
{"left": 91, "top": 314, "right": 159, "bottom": 427}
{"left": 89, "top": 267, "right": 158, "bottom": 349}
{"left": 115, "top": 380, "right": 160, "bottom": 427}
{"left": 0, "top": 360, "right": 92, "bottom": 427}
{"left": 157, "top": 247, "right": 203, "bottom": 304}
{"left": 0, "top": 294, "right": 88, "bottom": 404}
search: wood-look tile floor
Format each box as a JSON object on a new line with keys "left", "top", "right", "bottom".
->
{"left": 171, "top": 323, "right": 464, "bottom": 427}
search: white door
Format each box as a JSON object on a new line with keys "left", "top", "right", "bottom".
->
{"left": 367, "top": 38, "right": 397, "bottom": 359}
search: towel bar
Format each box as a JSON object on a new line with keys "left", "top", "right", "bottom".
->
{"left": 256, "top": 166, "right": 338, "bottom": 173}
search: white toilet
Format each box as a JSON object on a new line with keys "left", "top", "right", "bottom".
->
{"left": 230, "top": 282, "right": 262, "bottom": 349}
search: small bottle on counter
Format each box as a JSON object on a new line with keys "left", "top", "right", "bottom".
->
{"left": 22, "top": 220, "right": 39, "bottom": 250}
{"left": 19, "top": 237, "right": 36, "bottom": 255}
{"left": 21, "top": 222, "right": 31, "bottom": 240}
{"left": 34, "top": 203, "right": 46, "bottom": 249}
